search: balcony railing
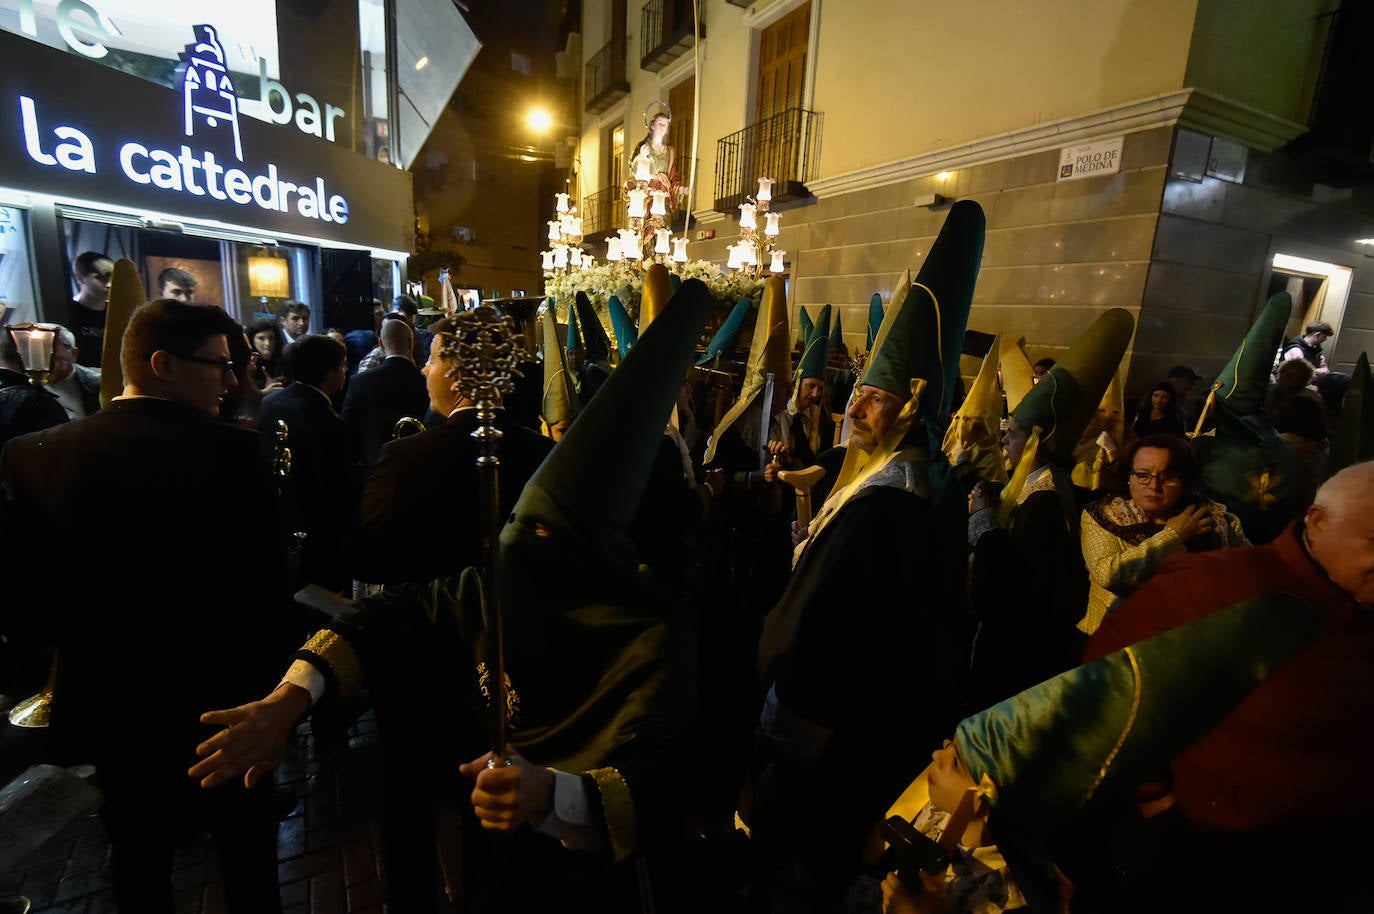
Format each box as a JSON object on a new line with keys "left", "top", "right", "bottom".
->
{"left": 585, "top": 35, "right": 630, "bottom": 115}
{"left": 580, "top": 186, "right": 629, "bottom": 240}
{"left": 713, "top": 107, "right": 821, "bottom": 213}
{"left": 641, "top": 0, "right": 698, "bottom": 73}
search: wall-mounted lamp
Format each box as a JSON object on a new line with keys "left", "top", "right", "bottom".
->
{"left": 913, "top": 193, "right": 951, "bottom": 208}
{"left": 247, "top": 254, "right": 290, "bottom": 299}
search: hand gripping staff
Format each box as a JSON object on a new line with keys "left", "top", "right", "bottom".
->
{"left": 450, "top": 306, "right": 522, "bottom": 766}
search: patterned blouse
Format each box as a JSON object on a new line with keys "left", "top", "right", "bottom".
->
{"left": 1078, "top": 495, "right": 1248, "bottom": 634}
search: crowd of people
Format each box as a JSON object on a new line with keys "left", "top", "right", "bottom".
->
{"left": 1, "top": 219, "right": 1372, "bottom": 914}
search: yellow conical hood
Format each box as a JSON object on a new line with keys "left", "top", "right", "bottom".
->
{"left": 100, "top": 258, "right": 145, "bottom": 408}
{"left": 1000, "top": 336, "right": 1035, "bottom": 413}
{"left": 541, "top": 306, "right": 579, "bottom": 433}
{"left": 639, "top": 262, "right": 673, "bottom": 335}
{"left": 943, "top": 334, "right": 1008, "bottom": 483}
{"left": 1071, "top": 366, "right": 1131, "bottom": 491}
{"left": 702, "top": 276, "right": 789, "bottom": 465}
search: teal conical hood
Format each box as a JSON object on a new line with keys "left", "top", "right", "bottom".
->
{"left": 697, "top": 297, "right": 752, "bottom": 366}
{"left": 1215, "top": 292, "right": 1292, "bottom": 417}
{"left": 564, "top": 297, "right": 582, "bottom": 352}
{"left": 867, "top": 293, "right": 884, "bottom": 351}
{"left": 862, "top": 200, "right": 985, "bottom": 429}
{"left": 574, "top": 291, "right": 611, "bottom": 364}
{"left": 797, "top": 306, "right": 814, "bottom": 349}
{"left": 798, "top": 304, "right": 832, "bottom": 381}
{"left": 955, "top": 592, "right": 1316, "bottom": 837}
{"left": 608, "top": 294, "right": 637, "bottom": 359}
{"left": 508, "top": 278, "right": 713, "bottom": 544}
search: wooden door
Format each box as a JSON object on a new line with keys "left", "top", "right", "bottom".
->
{"left": 754, "top": 3, "right": 809, "bottom": 185}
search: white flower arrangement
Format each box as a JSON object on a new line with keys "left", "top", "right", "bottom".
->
{"left": 543, "top": 259, "right": 763, "bottom": 320}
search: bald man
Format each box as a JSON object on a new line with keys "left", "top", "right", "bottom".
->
{"left": 1082, "top": 460, "right": 1374, "bottom": 912}
{"left": 340, "top": 317, "right": 429, "bottom": 475}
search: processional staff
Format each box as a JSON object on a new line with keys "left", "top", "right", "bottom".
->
{"left": 449, "top": 305, "right": 522, "bottom": 765}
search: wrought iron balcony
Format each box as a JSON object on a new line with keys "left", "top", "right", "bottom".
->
{"left": 580, "top": 186, "right": 629, "bottom": 240}
{"left": 641, "top": 0, "right": 699, "bottom": 73}
{"left": 713, "top": 107, "right": 820, "bottom": 213}
{"left": 585, "top": 34, "right": 630, "bottom": 115}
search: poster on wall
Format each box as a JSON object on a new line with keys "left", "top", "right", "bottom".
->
{"left": 0, "top": 204, "right": 37, "bottom": 324}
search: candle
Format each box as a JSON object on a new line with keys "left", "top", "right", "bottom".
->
{"left": 569, "top": 248, "right": 583, "bottom": 268}
{"left": 555, "top": 192, "right": 570, "bottom": 213}
{"left": 541, "top": 250, "right": 555, "bottom": 270}
{"left": 628, "top": 188, "right": 646, "bottom": 219}
{"left": 554, "top": 247, "right": 568, "bottom": 269}
{"left": 738, "top": 202, "right": 756, "bottom": 231}
{"left": 654, "top": 228, "right": 672, "bottom": 254}
{"left": 548, "top": 220, "right": 561, "bottom": 242}
{"left": 726, "top": 244, "right": 742, "bottom": 270}
{"left": 757, "top": 177, "right": 773, "bottom": 202}
{"left": 765, "top": 212, "right": 782, "bottom": 237}
{"left": 741, "top": 243, "right": 757, "bottom": 266}
{"left": 650, "top": 190, "right": 667, "bottom": 216}
{"left": 634, "top": 153, "right": 652, "bottom": 183}
{"left": 607, "top": 237, "right": 622, "bottom": 261}
{"left": 672, "top": 237, "right": 688, "bottom": 263}
{"left": 770, "top": 250, "right": 786, "bottom": 273}
{"left": 27, "top": 334, "right": 45, "bottom": 372}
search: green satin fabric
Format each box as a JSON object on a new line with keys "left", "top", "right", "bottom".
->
{"left": 954, "top": 592, "right": 1318, "bottom": 835}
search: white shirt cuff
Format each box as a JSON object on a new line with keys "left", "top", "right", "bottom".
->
{"left": 281, "top": 660, "right": 325, "bottom": 707}
{"left": 533, "top": 768, "right": 602, "bottom": 851}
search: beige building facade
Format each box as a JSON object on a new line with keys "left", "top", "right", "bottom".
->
{"left": 573, "top": 0, "right": 1374, "bottom": 403}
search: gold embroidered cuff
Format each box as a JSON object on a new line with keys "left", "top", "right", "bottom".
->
{"left": 587, "top": 766, "right": 635, "bottom": 863}
{"left": 300, "top": 630, "right": 365, "bottom": 698}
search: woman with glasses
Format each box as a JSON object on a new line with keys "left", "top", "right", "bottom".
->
{"left": 1078, "top": 433, "right": 1247, "bottom": 634}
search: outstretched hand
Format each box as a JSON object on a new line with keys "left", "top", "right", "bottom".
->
{"left": 188, "top": 681, "right": 312, "bottom": 789}
{"left": 459, "top": 748, "right": 555, "bottom": 832}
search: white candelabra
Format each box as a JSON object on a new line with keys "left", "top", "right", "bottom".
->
{"left": 541, "top": 190, "right": 587, "bottom": 275}
{"left": 726, "top": 177, "right": 785, "bottom": 279}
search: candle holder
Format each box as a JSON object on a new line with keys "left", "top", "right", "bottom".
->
{"left": 730, "top": 177, "right": 785, "bottom": 280}
{"left": 541, "top": 184, "right": 587, "bottom": 278}
{"left": 6, "top": 323, "right": 57, "bottom": 386}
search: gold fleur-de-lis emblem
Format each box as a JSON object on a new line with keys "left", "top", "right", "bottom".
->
{"left": 1243, "top": 467, "right": 1282, "bottom": 509}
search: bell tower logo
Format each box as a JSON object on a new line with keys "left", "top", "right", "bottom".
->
{"left": 180, "top": 24, "right": 243, "bottom": 162}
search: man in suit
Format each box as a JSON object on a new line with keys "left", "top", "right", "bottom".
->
{"left": 349, "top": 315, "right": 554, "bottom": 587}
{"left": 340, "top": 316, "right": 429, "bottom": 476}
{"left": 258, "top": 333, "right": 356, "bottom": 595}
{"left": 0, "top": 299, "right": 298, "bottom": 914}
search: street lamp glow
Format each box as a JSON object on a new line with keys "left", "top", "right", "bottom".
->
{"left": 526, "top": 108, "right": 554, "bottom": 134}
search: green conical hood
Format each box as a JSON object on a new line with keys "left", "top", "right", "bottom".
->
{"left": 1195, "top": 292, "right": 1304, "bottom": 544}
{"left": 830, "top": 309, "right": 844, "bottom": 358}
{"left": 955, "top": 592, "right": 1316, "bottom": 840}
{"left": 797, "top": 306, "right": 814, "bottom": 349}
{"left": 608, "top": 294, "right": 637, "bottom": 360}
{"left": 541, "top": 306, "right": 580, "bottom": 430}
{"left": 798, "top": 304, "right": 832, "bottom": 381}
{"left": 1328, "top": 351, "right": 1373, "bottom": 476}
{"left": 507, "top": 278, "right": 713, "bottom": 543}
{"left": 564, "top": 297, "right": 583, "bottom": 352}
{"left": 867, "top": 292, "right": 884, "bottom": 351}
{"left": 697, "top": 297, "right": 752, "bottom": 366}
{"left": 574, "top": 291, "right": 611, "bottom": 363}
{"left": 862, "top": 199, "right": 986, "bottom": 429}
{"left": 1215, "top": 292, "right": 1292, "bottom": 417}
{"left": 1011, "top": 309, "right": 1134, "bottom": 462}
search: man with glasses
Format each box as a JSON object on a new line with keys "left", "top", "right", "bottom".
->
{"left": 66, "top": 250, "right": 113, "bottom": 368}
{"left": 0, "top": 298, "right": 299, "bottom": 914}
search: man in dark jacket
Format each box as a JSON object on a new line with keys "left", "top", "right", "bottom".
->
{"left": 340, "top": 316, "right": 428, "bottom": 476}
{"left": 0, "top": 299, "right": 298, "bottom": 914}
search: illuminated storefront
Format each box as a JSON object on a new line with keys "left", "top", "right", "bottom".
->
{"left": 0, "top": 1, "right": 419, "bottom": 333}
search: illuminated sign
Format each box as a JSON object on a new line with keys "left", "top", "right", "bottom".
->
{"left": 4, "top": 1, "right": 347, "bottom": 144}
{"left": 0, "top": 26, "right": 411, "bottom": 251}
